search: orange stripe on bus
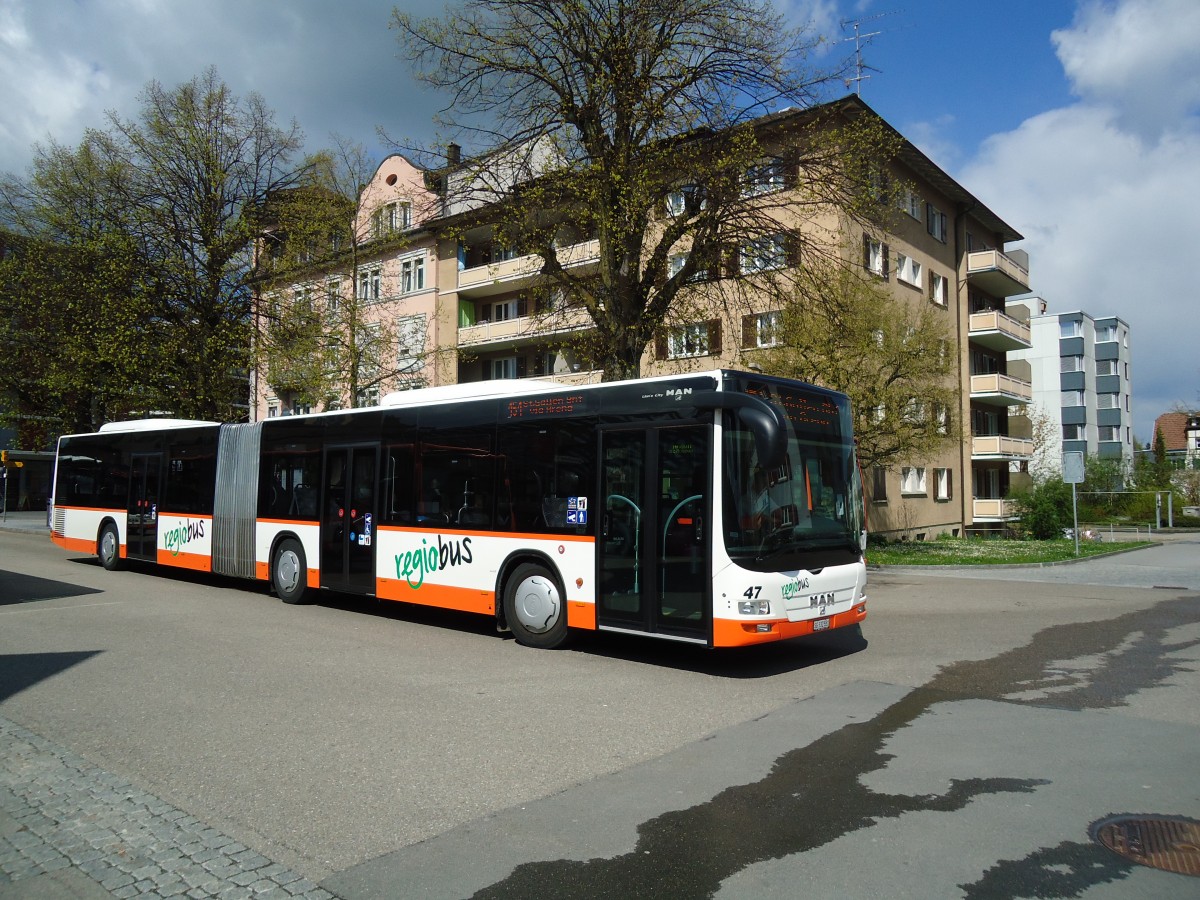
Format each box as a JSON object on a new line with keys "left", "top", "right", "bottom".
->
{"left": 711, "top": 603, "right": 866, "bottom": 648}
{"left": 52, "top": 534, "right": 97, "bottom": 554}
{"left": 156, "top": 550, "right": 212, "bottom": 572}
{"left": 567, "top": 601, "right": 596, "bottom": 630}
{"left": 377, "top": 578, "right": 495, "bottom": 615}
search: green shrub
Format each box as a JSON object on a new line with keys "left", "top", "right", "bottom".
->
{"left": 1012, "top": 478, "right": 1074, "bottom": 540}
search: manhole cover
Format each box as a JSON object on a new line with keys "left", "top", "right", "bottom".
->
{"left": 1090, "top": 814, "right": 1200, "bottom": 877}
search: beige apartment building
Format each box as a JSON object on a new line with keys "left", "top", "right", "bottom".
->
{"left": 251, "top": 96, "right": 1033, "bottom": 537}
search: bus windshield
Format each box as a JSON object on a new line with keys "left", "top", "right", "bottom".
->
{"left": 722, "top": 378, "right": 863, "bottom": 572}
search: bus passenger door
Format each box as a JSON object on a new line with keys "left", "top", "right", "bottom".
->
{"left": 127, "top": 452, "right": 162, "bottom": 561}
{"left": 321, "top": 444, "right": 379, "bottom": 595}
{"left": 597, "top": 424, "right": 710, "bottom": 640}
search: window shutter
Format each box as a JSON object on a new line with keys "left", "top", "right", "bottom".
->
{"left": 782, "top": 151, "right": 800, "bottom": 190}
{"left": 862, "top": 234, "right": 871, "bottom": 271}
{"left": 786, "top": 232, "right": 802, "bottom": 267}
{"left": 742, "top": 315, "right": 756, "bottom": 349}
{"left": 707, "top": 319, "right": 722, "bottom": 356}
{"left": 481, "top": 361, "right": 492, "bottom": 380}
{"left": 655, "top": 331, "right": 668, "bottom": 359}
{"left": 517, "top": 297, "right": 528, "bottom": 317}
{"left": 881, "top": 243, "right": 890, "bottom": 279}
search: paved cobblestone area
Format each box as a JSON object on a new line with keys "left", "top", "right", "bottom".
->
{"left": 0, "top": 715, "right": 337, "bottom": 899}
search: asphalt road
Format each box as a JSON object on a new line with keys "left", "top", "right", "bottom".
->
{"left": 2, "top": 529, "right": 1198, "bottom": 898}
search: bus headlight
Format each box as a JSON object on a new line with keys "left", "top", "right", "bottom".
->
{"left": 738, "top": 599, "right": 771, "bottom": 616}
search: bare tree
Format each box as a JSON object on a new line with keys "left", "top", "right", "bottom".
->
{"left": 394, "top": 0, "right": 891, "bottom": 380}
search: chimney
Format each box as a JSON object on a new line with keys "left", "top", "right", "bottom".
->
{"left": 447, "top": 143, "right": 461, "bottom": 165}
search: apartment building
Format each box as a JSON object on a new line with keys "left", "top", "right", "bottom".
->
{"left": 1007, "top": 300, "right": 1134, "bottom": 474}
{"left": 252, "top": 154, "right": 448, "bottom": 418}
{"left": 252, "top": 96, "right": 1033, "bottom": 537}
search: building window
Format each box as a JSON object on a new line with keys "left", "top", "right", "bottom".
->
{"left": 1061, "top": 390, "right": 1084, "bottom": 407}
{"left": 357, "top": 266, "right": 381, "bottom": 302}
{"left": 396, "top": 314, "right": 426, "bottom": 372}
{"left": 669, "top": 250, "right": 708, "bottom": 283}
{"left": 1097, "top": 393, "right": 1118, "bottom": 409}
{"left": 487, "top": 299, "right": 525, "bottom": 322}
{"left": 665, "top": 184, "right": 705, "bottom": 216}
{"left": 1096, "top": 324, "right": 1117, "bottom": 342}
{"left": 1099, "top": 425, "right": 1119, "bottom": 442}
{"left": 929, "top": 272, "right": 948, "bottom": 307}
{"left": 863, "top": 236, "right": 888, "bottom": 277}
{"left": 897, "top": 187, "right": 922, "bottom": 220}
{"left": 1060, "top": 320, "right": 1082, "bottom": 338}
{"left": 740, "top": 234, "right": 788, "bottom": 273}
{"left": 665, "top": 322, "right": 713, "bottom": 359}
{"left": 325, "top": 278, "right": 341, "bottom": 313}
{"left": 1063, "top": 424, "right": 1084, "bottom": 440}
{"left": 872, "top": 467, "right": 887, "bottom": 503}
{"left": 1096, "top": 359, "right": 1118, "bottom": 376}
{"left": 741, "top": 310, "right": 781, "bottom": 349}
{"left": 743, "top": 157, "right": 786, "bottom": 196}
{"left": 900, "top": 466, "right": 927, "bottom": 495}
{"left": 489, "top": 357, "right": 519, "bottom": 380}
{"left": 935, "top": 468, "right": 952, "bottom": 501}
{"left": 1060, "top": 355, "right": 1084, "bottom": 373}
{"left": 373, "top": 201, "right": 411, "bottom": 238}
{"left": 399, "top": 254, "right": 426, "bottom": 294}
{"left": 926, "top": 203, "right": 947, "bottom": 242}
{"left": 896, "top": 253, "right": 923, "bottom": 288}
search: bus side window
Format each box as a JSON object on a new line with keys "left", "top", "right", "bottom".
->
{"left": 383, "top": 444, "right": 415, "bottom": 525}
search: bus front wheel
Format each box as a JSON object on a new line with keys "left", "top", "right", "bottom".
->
{"left": 503, "top": 563, "right": 568, "bottom": 649}
{"left": 98, "top": 523, "right": 124, "bottom": 571}
{"left": 273, "top": 539, "right": 310, "bottom": 604}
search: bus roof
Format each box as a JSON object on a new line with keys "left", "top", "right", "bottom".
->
{"left": 97, "top": 419, "right": 219, "bottom": 433}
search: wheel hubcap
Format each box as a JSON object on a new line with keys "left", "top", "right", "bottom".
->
{"left": 277, "top": 551, "right": 300, "bottom": 593}
{"left": 101, "top": 532, "right": 116, "bottom": 562}
{"left": 512, "top": 575, "right": 561, "bottom": 633}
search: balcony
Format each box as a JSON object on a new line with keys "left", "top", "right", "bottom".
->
{"left": 966, "top": 249, "right": 1030, "bottom": 297}
{"left": 968, "top": 310, "right": 1031, "bottom": 352}
{"left": 971, "top": 435, "right": 1034, "bottom": 460}
{"left": 970, "top": 372, "right": 1032, "bottom": 406}
{"left": 458, "top": 305, "right": 594, "bottom": 350}
{"left": 972, "top": 498, "right": 1017, "bottom": 521}
{"left": 458, "top": 239, "right": 600, "bottom": 298}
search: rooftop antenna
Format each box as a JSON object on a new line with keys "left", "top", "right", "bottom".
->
{"left": 839, "top": 11, "right": 902, "bottom": 96}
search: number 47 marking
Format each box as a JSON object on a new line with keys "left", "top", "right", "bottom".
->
{"left": 743, "top": 586, "right": 762, "bottom": 600}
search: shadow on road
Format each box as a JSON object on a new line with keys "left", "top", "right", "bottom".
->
{"left": 0, "top": 570, "right": 104, "bottom": 606}
{"left": 0, "top": 651, "right": 103, "bottom": 702}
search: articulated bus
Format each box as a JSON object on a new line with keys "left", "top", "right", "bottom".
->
{"left": 50, "top": 370, "right": 867, "bottom": 649}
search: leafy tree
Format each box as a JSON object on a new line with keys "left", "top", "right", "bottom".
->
{"left": 394, "top": 0, "right": 892, "bottom": 380}
{"left": 757, "top": 251, "right": 958, "bottom": 471}
{"left": 3, "top": 68, "right": 305, "bottom": 428}
{"left": 0, "top": 137, "right": 157, "bottom": 439}
{"left": 96, "top": 67, "right": 306, "bottom": 420}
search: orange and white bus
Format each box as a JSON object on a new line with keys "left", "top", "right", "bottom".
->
{"left": 50, "top": 370, "right": 866, "bottom": 648}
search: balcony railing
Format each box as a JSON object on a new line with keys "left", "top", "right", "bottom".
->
{"left": 458, "top": 305, "right": 594, "bottom": 348}
{"left": 971, "top": 435, "right": 1034, "bottom": 459}
{"left": 970, "top": 372, "right": 1032, "bottom": 406}
{"left": 968, "top": 310, "right": 1031, "bottom": 352}
{"left": 973, "top": 498, "right": 1017, "bottom": 520}
{"left": 458, "top": 239, "right": 600, "bottom": 298}
{"left": 966, "top": 249, "right": 1030, "bottom": 297}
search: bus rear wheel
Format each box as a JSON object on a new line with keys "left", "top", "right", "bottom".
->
{"left": 98, "top": 523, "right": 124, "bottom": 571}
{"left": 272, "top": 539, "right": 310, "bottom": 604}
{"left": 503, "top": 563, "right": 568, "bottom": 649}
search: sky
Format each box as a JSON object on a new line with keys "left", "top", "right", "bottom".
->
{"left": 1, "top": 0, "right": 1197, "bottom": 443}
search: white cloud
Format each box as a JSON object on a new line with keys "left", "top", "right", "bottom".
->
{"left": 962, "top": 0, "right": 1200, "bottom": 439}
{"left": 1053, "top": 0, "right": 1200, "bottom": 135}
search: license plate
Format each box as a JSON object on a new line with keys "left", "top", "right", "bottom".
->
{"left": 812, "top": 617, "right": 830, "bottom": 632}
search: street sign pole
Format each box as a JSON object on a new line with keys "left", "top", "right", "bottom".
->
{"left": 1063, "top": 451, "right": 1085, "bottom": 557}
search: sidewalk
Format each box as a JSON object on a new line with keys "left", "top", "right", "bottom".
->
{"left": 0, "top": 511, "right": 49, "bottom": 534}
